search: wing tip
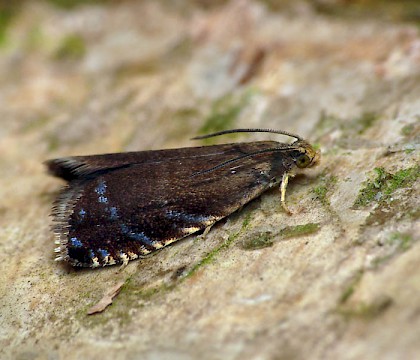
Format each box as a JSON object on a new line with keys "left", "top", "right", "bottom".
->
{"left": 45, "top": 157, "right": 84, "bottom": 181}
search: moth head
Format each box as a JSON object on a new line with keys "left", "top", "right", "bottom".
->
{"left": 191, "top": 129, "right": 321, "bottom": 176}
{"left": 291, "top": 140, "right": 320, "bottom": 169}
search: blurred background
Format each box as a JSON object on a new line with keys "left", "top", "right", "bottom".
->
{"left": 1, "top": 0, "right": 419, "bottom": 154}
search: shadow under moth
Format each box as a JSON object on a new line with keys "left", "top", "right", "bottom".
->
{"left": 46, "top": 128, "right": 320, "bottom": 268}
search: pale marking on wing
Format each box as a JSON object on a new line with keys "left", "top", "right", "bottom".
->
{"left": 119, "top": 253, "right": 130, "bottom": 266}
{"left": 91, "top": 257, "right": 100, "bottom": 268}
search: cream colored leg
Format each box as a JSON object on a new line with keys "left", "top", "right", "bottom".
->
{"left": 280, "top": 172, "right": 292, "bottom": 215}
{"left": 118, "top": 263, "right": 128, "bottom": 273}
{"left": 201, "top": 224, "right": 213, "bottom": 238}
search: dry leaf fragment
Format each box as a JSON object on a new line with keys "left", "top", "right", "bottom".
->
{"left": 87, "top": 281, "right": 125, "bottom": 315}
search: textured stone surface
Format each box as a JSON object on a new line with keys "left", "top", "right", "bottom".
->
{"left": 0, "top": 1, "right": 419, "bottom": 359}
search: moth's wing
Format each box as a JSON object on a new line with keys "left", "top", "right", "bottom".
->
{"left": 51, "top": 142, "right": 293, "bottom": 267}
{"left": 46, "top": 151, "right": 161, "bottom": 181}
{"left": 46, "top": 143, "right": 284, "bottom": 181}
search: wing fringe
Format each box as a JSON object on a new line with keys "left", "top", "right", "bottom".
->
{"left": 51, "top": 180, "right": 85, "bottom": 265}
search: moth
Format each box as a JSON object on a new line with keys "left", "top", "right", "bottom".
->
{"left": 46, "top": 128, "right": 320, "bottom": 268}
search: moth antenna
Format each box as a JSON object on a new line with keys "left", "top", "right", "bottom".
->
{"left": 192, "top": 128, "right": 303, "bottom": 141}
{"left": 191, "top": 146, "right": 297, "bottom": 177}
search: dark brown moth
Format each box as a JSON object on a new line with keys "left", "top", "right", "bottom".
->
{"left": 46, "top": 128, "right": 320, "bottom": 268}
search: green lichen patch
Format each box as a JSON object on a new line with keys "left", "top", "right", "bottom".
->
{"left": 185, "top": 232, "right": 239, "bottom": 278}
{"left": 0, "top": 3, "right": 19, "bottom": 48}
{"left": 312, "top": 185, "right": 328, "bottom": 204}
{"left": 354, "top": 112, "right": 380, "bottom": 135}
{"left": 279, "top": 223, "right": 320, "bottom": 239}
{"left": 314, "top": 111, "right": 381, "bottom": 144}
{"left": 47, "top": 0, "right": 111, "bottom": 9}
{"left": 386, "top": 232, "right": 414, "bottom": 252}
{"left": 90, "top": 276, "right": 176, "bottom": 324}
{"left": 353, "top": 166, "right": 419, "bottom": 208}
{"left": 129, "top": 282, "right": 175, "bottom": 301}
{"left": 370, "top": 253, "right": 393, "bottom": 269}
{"left": 241, "top": 212, "right": 253, "bottom": 229}
{"left": 241, "top": 231, "right": 273, "bottom": 250}
{"left": 241, "top": 223, "right": 320, "bottom": 251}
{"left": 312, "top": 174, "right": 338, "bottom": 206}
{"left": 313, "top": 0, "right": 420, "bottom": 25}
{"left": 401, "top": 123, "right": 415, "bottom": 137}
{"left": 400, "top": 119, "right": 420, "bottom": 139}
{"left": 55, "top": 34, "right": 86, "bottom": 60}
{"left": 337, "top": 295, "right": 393, "bottom": 320}
{"left": 339, "top": 270, "right": 364, "bottom": 304}
{"left": 199, "top": 92, "right": 251, "bottom": 139}
{"left": 185, "top": 212, "right": 252, "bottom": 278}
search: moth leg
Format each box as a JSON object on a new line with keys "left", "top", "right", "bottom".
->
{"left": 280, "top": 173, "right": 292, "bottom": 215}
{"left": 118, "top": 262, "right": 128, "bottom": 272}
{"left": 201, "top": 223, "right": 214, "bottom": 239}
{"left": 117, "top": 253, "right": 130, "bottom": 272}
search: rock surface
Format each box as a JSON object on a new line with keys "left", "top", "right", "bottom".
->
{"left": 0, "top": 1, "right": 419, "bottom": 359}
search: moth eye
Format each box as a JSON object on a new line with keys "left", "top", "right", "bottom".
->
{"left": 296, "top": 154, "right": 311, "bottom": 168}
